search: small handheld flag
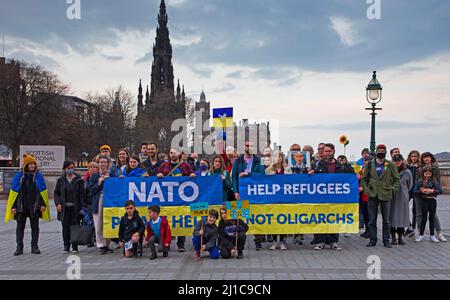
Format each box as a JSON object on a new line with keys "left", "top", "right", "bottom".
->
{"left": 213, "top": 107, "right": 234, "bottom": 128}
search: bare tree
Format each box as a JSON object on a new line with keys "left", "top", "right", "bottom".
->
{"left": 0, "top": 60, "right": 69, "bottom": 164}
{"left": 85, "top": 85, "right": 136, "bottom": 157}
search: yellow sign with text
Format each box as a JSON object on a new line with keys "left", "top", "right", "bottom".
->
{"left": 103, "top": 203, "right": 358, "bottom": 239}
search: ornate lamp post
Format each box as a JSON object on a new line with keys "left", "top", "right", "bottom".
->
{"left": 366, "top": 71, "right": 383, "bottom": 156}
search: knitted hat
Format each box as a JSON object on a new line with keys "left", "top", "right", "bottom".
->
{"left": 22, "top": 154, "right": 37, "bottom": 172}
{"left": 376, "top": 144, "right": 387, "bottom": 151}
{"left": 99, "top": 145, "right": 112, "bottom": 153}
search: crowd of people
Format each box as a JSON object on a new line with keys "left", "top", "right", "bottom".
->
{"left": 7, "top": 140, "right": 446, "bottom": 260}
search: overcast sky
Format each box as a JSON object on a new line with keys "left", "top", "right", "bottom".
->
{"left": 1, "top": 0, "right": 450, "bottom": 159}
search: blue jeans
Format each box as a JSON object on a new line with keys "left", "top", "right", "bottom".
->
{"left": 192, "top": 236, "right": 220, "bottom": 259}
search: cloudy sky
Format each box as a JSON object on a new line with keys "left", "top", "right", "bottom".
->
{"left": 1, "top": 0, "right": 450, "bottom": 159}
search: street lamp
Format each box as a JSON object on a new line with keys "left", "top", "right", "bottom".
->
{"left": 365, "top": 71, "right": 383, "bottom": 156}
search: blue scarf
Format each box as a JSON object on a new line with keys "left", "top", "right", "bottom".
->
{"left": 124, "top": 167, "right": 147, "bottom": 178}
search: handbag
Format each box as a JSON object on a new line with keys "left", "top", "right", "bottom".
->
{"left": 70, "top": 224, "right": 94, "bottom": 245}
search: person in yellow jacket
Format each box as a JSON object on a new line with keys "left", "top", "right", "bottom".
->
{"left": 5, "top": 154, "right": 50, "bottom": 256}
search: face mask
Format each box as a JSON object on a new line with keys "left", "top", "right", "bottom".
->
{"left": 66, "top": 169, "right": 75, "bottom": 175}
{"left": 200, "top": 165, "right": 208, "bottom": 171}
{"left": 376, "top": 153, "right": 386, "bottom": 159}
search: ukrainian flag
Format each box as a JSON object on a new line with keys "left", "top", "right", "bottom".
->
{"left": 4, "top": 171, "right": 50, "bottom": 223}
{"left": 213, "top": 107, "right": 234, "bottom": 128}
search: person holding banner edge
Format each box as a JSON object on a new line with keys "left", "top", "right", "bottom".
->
{"left": 265, "top": 150, "right": 292, "bottom": 250}
{"left": 89, "top": 155, "right": 114, "bottom": 255}
{"left": 313, "top": 143, "right": 354, "bottom": 251}
{"left": 232, "top": 141, "right": 265, "bottom": 251}
{"left": 209, "top": 155, "right": 233, "bottom": 202}
{"left": 157, "top": 148, "right": 196, "bottom": 252}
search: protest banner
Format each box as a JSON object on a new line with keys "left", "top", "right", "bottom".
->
{"left": 102, "top": 173, "right": 359, "bottom": 238}
{"left": 102, "top": 176, "right": 223, "bottom": 238}
{"left": 239, "top": 173, "right": 360, "bottom": 234}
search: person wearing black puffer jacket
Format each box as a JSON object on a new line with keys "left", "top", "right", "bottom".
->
{"left": 118, "top": 201, "right": 145, "bottom": 258}
{"left": 54, "top": 161, "right": 87, "bottom": 254}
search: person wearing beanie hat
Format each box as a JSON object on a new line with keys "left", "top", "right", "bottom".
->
{"left": 376, "top": 144, "right": 387, "bottom": 152}
{"left": 99, "top": 145, "right": 112, "bottom": 156}
{"left": 5, "top": 154, "right": 50, "bottom": 256}
{"left": 362, "top": 143, "right": 401, "bottom": 248}
{"left": 356, "top": 148, "right": 371, "bottom": 167}
{"left": 54, "top": 161, "right": 87, "bottom": 253}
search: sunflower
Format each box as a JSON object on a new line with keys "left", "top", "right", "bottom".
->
{"left": 339, "top": 135, "right": 349, "bottom": 145}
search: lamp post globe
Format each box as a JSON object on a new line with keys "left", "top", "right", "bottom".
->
{"left": 366, "top": 71, "right": 383, "bottom": 156}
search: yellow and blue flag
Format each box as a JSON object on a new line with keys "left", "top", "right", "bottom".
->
{"left": 213, "top": 107, "right": 234, "bottom": 128}
{"left": 4, "top": 171, "right": 50, "bottom": 223}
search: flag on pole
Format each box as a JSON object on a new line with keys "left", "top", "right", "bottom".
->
{"left": 213, "top": 107, "right": 234, "bottom": 128}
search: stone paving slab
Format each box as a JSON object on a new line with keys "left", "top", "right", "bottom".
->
{"left": 0, "top": 196, "right": 449, "bottom": 280}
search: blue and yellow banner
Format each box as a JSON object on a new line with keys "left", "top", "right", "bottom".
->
{"left": 240, "top": 174, "right": 359, "bottom": 234}
{"left": 102, "top": 174, "right": 359, "bottom": 238}
{"left": 103, "top": 176, "right": 223, "bottom": 238}
{"left": 213, "top": 107, "right": 234, "bottom": 128}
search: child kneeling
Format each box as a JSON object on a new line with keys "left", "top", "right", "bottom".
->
{"left": 145, "top": 205, "right": 172, "bottom": 260}
{"left": 193, "top": 209, "right": 220, "bottom": 261}
{"left": 118, "top": 201, "right": 145, "bottom": 258}
{"left": 219, "top": 207, "right": 248, "bottom": 259}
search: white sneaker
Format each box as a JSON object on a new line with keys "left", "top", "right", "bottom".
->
{"left": 269, "top": 243, "right": 278, "bottom": 250}
{"left": 415, "top": 236, "right": 424, "bottom": 242}
{"left": 280, "top": 243, "right": 287, "bottom": 250}
{"left": 314, "top": 243, "right": 324, "bottom": 250}
{"left": 430, "top": 236, "right": 441, "bottom": 243}
{"left": 437, "top": 234, "right": 448, "bottom": 242}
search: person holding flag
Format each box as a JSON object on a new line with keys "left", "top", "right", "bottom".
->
{"left": 5, "top": 154, "right": 50, "bottom": 256}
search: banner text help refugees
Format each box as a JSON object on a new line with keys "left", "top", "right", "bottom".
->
{"left": 102, "top": 174, "right": 360, "bottom": 238}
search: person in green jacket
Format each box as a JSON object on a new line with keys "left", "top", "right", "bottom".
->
{"left": 209, "top": 155, "right": 233, "bottom": 202}
{"left": 362, "top": 144, "right": 400, "bottom": 248}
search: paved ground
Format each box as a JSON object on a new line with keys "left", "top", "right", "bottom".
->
{"left": 0, "top": 196, "right": 449, "bottom": 280}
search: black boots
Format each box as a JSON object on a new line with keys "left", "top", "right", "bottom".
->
{"left": 366, "top": 241, "right": 376, "bottom": 247}
{"left": 398, "top": 234, "right": 406, "bottom": 245}
{"left": 31, "top": 245, "right": 41, "bottom": 254}
{"left": 14, "top": 246, "right": 24, "bottom": 256}
{"left": 383, "top": 242, "right": 392, "bottom": 248}
{"left": 391, "top": 234, "right": 398, "bottom": 245}
{"left": 14, "top": 245, "right": 40, "bottom": 255}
